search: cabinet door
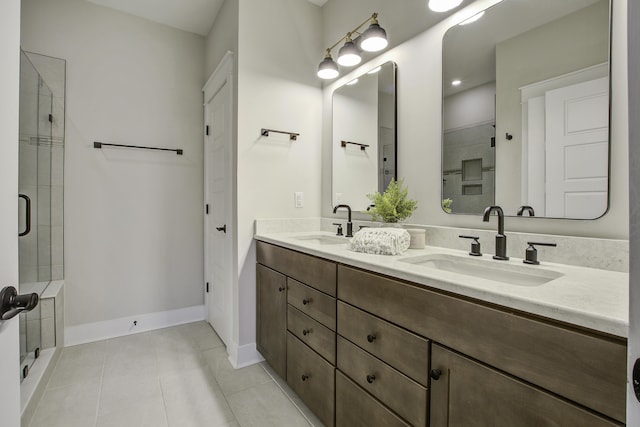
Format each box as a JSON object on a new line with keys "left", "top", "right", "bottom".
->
{"left": 256, "top": 264, "right": 287, "bottom": 379}
{"left": 430, "top": 344, "right": 620, "bottom": 427}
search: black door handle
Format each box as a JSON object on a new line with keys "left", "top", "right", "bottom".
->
{"left": 634, "top": 359, "right": 640, "bottom": 402}
{"left": 1, "top": 286, "right": 39, "bottom": 320}
{"left": 18, "top": 194, "right": 31, "bottom": 237}
{"left": 430, "top": 369, "right": 442, "bottom": 380}
{"left": 216, "top": 225, "right": 226, "bottom": 233}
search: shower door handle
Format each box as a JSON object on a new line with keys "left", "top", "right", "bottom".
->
{"left": 18, "top": 194, "right": 31, "bottom": 237}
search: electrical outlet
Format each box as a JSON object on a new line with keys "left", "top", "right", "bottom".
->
{"left": 295, "top": 192, "right": 303, "bottom": 208}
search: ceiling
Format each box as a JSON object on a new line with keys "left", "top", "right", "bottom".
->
{"left": 86, "top": 0, "right": 328, "bottom": 36}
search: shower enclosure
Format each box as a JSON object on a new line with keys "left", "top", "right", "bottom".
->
{"left": 18, "top": 51, "right": 65, "bottom": 379}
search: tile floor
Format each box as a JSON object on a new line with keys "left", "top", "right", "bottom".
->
{"left": 28, "top": 322, "right": 322, "bottom": 427}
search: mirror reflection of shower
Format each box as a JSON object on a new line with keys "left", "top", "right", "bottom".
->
{"left": 18, "top": 50, "right": 65, "bottom": 380}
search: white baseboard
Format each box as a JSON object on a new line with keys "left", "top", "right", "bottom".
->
{"left": 64, "top": 305, "right": 206, "bottom": 347}
{"left": 227, "top": 342, "right": 265, "bottom": 369}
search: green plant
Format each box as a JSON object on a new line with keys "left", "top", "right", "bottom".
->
{"left": 442, "top": 198, "right": 453, "bottom": 213}
{"left": 366, "top": 178, "right": 418, "bottom": 223}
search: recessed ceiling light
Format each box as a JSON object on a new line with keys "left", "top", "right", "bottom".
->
{"left": 428, "top": 0, "right": 463, "bottom": 13}
{"left": 452, "top": 80, "right": 461, "bottom": 86}
{"left": 459, "top": 11, "right": 485, "bottom": 25}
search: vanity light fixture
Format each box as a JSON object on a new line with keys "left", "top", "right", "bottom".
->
{"left": 428, "top": 0, "right": 463, "bottom": 13}
{"left": 317, "top": 50, "right": 340, "bottom": 79}
{"left": 317, "top": 13, "right": 388, "bottom": 80}
{"left": 338, "top": 36, "right": 362, "bottom": 66}
{"left": 459, "top": 10, "right": 485, "bottom": 25}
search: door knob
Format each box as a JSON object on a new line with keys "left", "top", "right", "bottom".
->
{"left": 1, "top": 286, "right": 39, "bottom": 320}
{"left": 216, "top": 225, "right": 226, "bottom": 233}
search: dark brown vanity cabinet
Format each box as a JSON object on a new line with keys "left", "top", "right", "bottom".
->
{"left": 256, "top": 241, "right": 337, "bottom": 426}
{"left": 256, "top": 242, "right": 627, "bottom": 427}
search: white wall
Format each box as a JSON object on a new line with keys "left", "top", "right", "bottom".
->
{"left": 236, "top": 0, "right": 323, "bottom": 350}
{"left": 0, "top": 1, "right": 22, "bottom": 425}
{"left": 21, "top": 0, "right": 206, "bottom": 330}
{"left": 323, "top": 0, "right": 629, "bottom": 239}
{"left": 204, "top": 0, "right": 239, "bottom": 78}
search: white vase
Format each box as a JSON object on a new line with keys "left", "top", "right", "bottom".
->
{"left": 406, "top": 228, "right": 426, "bottom": 249}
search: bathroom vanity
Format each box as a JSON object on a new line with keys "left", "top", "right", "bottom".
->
{"left": 255, "top": 231, "right": 627, "bottom": 426}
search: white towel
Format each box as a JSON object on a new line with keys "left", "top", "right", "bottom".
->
{"left": 349, "top": 228, "right": 411, "bottom": 255}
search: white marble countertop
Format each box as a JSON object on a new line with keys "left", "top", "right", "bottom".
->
{"left": 254, "top": 231, "right": 629, "bottom": 338}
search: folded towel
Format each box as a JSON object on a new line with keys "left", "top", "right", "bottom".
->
{"left": 349, "top": 228, "right": 411, "bottom": 255}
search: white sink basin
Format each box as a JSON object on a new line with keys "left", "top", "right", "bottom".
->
{"left": 398, "top": 254, "right": 563, "bottom": 287}
{"left": 292, "top": 234, "right": 348, "bottom": 245}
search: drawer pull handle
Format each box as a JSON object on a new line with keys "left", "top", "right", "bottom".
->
{"left": 301, "top": 374, "right": 309, "bottom": 382}
{"left": 366, "top": 334, "right": 377, "bottom": 343}
{"left": 366, "top": 374, "right": 376, "bottom": 384}
{"left": 302, "top": 298, "right": 311, "bottom": 305}
{"left": 430, "top": 369, "right": 442, "bottom": 381}
{"left": 278, "top": 287, "right": 285, "bottom": 292}
{"left": 302, "top": 328, "right": 311, "bottom": 336}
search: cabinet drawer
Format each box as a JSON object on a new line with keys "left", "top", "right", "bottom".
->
{"left": 288, "top": 278, "right": 336, "bottom": 330}
{"left": 337, "top": 336, "right": 427, "bottom": 426}
{"left": 336, "top": 370, "right": 410, "bottom": 427}
{"left": 338, "top": 265, "right": 626, "bottom": 422}
{"left": 338, "top": 301, "right": 429, "bottom": 386}
{"left": 288, "top": 305, "right": 336, "bottom": 364}
{"left": 256, "top": 241, "right": 337, "bottom": 296}
{"left": 287, "top": 333, "right": 335, "bottom": 427}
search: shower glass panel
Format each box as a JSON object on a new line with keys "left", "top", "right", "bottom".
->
{"left": 18, "top": 50, "right": 65, "bottom": 379}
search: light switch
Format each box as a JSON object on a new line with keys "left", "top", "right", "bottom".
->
{"left": 295, "top": 192, "right": 303, "bottom": 208}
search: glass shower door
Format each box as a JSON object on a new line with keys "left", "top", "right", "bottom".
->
{"left": 18, "top": 51, "right": 53, "bottom": 377}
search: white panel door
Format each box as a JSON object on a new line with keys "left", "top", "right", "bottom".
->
{"left": 0, "top": 0, "right": 21, "bottom": 425}
{"left": 545, "top": 77, "right": 609, "bottom": 218}
{"left": 204, "top": 81, "right": 232, "bottom": 348}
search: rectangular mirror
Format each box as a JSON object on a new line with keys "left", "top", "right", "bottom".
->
{"left": 442, "top": 0, "right": 610, "bottom": 219}
{"left": 332, "top": 61, "right": 397, "bottom": 211}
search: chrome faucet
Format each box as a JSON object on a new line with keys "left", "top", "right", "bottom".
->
{"left": 333, "top": 204, "right": 353, "bottom": 237}
{"left": 482, "top": 205, "right": 509, "bottom": 260}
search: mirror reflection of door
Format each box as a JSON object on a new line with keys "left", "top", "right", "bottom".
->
{"left": 521, "top": 65, "right": 609, "bottom": 218}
